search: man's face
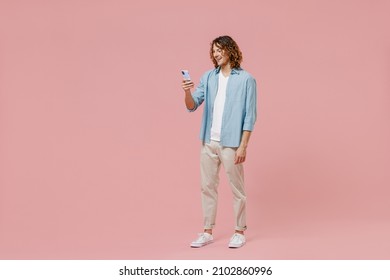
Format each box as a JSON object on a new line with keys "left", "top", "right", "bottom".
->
{"left": 212, "top": 44, "right": 230, "bottom": 67}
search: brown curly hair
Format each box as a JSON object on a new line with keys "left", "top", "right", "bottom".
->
{"left": 210, "top": 35, "right": 243, "bottom": 69}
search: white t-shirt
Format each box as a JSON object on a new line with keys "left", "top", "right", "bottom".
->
{"left": 210, "top": 72, "right": 229, "bottom": 141}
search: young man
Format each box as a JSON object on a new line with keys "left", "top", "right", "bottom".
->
{"left": 182, "top": 35, "right": 257, "bottom": 248}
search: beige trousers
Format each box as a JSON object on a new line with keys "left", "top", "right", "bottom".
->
{"left": 200, "top": 140, "right": 247, "bottom": 231}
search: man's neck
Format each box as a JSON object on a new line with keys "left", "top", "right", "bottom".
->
{"left": 220, "top": 64, "right": 232, "bottom": 77}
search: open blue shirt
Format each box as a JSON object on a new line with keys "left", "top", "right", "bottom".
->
{"left": 189, "top": 67, "right": 257, "bottom": 148}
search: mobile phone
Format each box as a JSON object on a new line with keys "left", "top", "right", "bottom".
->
{"left": 181, "top": 70, "right": 191, "bottom": 81}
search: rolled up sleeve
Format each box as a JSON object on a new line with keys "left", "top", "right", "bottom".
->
{"left": 243, "top": 77, "right": 257, "bottom": 131}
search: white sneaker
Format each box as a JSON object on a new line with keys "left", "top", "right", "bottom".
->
{"left": 228, "top": 233, "right": 246, "bottom": 248}
{"left": 190, "top": 233, "right": 213, "bottom": 248}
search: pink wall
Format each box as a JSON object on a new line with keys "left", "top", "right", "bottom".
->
{"left": 0, "top": 0, "right": 389, "bottom": 259}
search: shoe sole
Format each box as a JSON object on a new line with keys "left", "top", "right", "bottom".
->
{"left": 228, "top": 241, "right": 246, "bottom": 248}
{"left": 190, "top": 240, "right": 213, "bottom": 248}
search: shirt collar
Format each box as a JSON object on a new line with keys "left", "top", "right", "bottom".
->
{"left": 215, "top": 66, "right": 241, "bottom": 75}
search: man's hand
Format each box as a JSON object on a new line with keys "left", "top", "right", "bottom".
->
{"left": 235, "top": 131, "right": 252, "bottom": 164}
{"left": 182, "top": 79, "right": 196, "bottom": 110}
{"left": 182, "top": 80, "right": 194, "bottom": 92}
{"left": 234, "top": 146, "right": 246, "bottom": 164}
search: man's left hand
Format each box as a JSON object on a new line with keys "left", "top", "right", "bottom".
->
{"left": 234, "top": 146, "right": 246, "bottom": 164}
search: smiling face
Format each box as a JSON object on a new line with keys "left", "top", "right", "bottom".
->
{"left": 209, "top": 36, "right": 242, "bottom": 69}
{"left": 212, "top": 43, "right": 230, "bottom": 68}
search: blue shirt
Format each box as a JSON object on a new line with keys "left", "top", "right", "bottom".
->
{"left": 189, "top": 67, "right": 257, "bottom": 148}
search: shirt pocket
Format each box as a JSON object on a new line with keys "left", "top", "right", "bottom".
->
{"left": 229, "top": 87, "right": 246, "bottom": 102}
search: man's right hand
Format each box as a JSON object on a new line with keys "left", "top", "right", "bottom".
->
{"left": 182, "top": 80, "right": 194, "bottom": 93}
{"left": 182, "top": 79, "right": 196, "bottom": 110}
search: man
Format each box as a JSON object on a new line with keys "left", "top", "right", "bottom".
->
{"left": 182, "top": 35, "right": 257, "bottom": 248}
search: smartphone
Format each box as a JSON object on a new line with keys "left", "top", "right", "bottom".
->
{"left": 181, "top": 70, "right": 191, "bottom": 81}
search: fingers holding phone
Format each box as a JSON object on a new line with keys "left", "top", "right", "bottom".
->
{"left": 182, "top": 80, "right": 194, "bottom": 91}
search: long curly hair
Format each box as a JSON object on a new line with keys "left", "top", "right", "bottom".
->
{"left": 210, "top": 35, "right": 243, "bottom": 69}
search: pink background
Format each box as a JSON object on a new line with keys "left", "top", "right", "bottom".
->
{"left": 1, "top": 0, "right": 389, "bottom": 259}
